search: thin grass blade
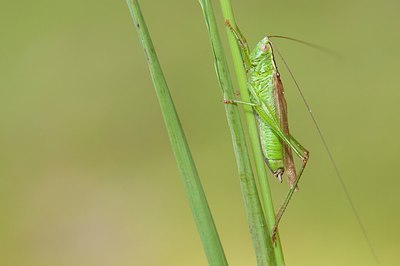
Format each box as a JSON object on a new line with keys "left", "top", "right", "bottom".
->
{"left": 126, "top": 1, "right": 227, "bottom": 265}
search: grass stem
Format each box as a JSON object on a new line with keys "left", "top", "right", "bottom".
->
{"left": 199, "top": 0, "right": 276, "bottom": 264}
{"left": 126, "top": 1, "right": 227, "bottom": 265}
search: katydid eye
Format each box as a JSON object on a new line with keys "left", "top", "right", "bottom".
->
{"left": 261, "top": 44, "right": 268, "bottom": 52}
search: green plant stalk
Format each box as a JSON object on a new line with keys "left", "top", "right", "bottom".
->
{"left": 199, "top": 0, "right": 275, "bottom": 265}
{"left": 218, "top": 0, "right": 285, "bottom": 264}
{"left": 126, "top": 1, "right": 227, "bottom": 265}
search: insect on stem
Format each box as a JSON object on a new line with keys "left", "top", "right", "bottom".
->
{"left": 226, "top": 19, "right": 378, "bottom": 262}
{"left": 225, "top": 20, "right": 309, "bottom": 242}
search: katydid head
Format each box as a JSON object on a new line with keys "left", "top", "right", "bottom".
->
{"left": 252, "top": 37, "right": 273, "bottom": 60}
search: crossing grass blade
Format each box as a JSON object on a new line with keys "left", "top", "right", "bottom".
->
{"left": 126, "top": 1, "right": 227, "bottom": 265}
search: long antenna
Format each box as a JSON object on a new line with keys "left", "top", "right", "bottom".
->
{"left": 269, "top": 35, "right": 340, "bottom": 58}
{"left": 271, "top": 42, "right": 379, "bottom": 263}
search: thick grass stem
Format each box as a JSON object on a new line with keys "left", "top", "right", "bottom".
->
{"left": 199, "top": 0, "right": 276, "bottom": 265}
{"left": 218, "top": 0, "right": 286, "bottom": 264}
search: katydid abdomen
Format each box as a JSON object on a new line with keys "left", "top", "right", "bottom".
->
{"left": 252, "top": 81, "right": 285, "bottom": 181}
{"left": 257, "top": 114, "right": 284, "bottom": 180}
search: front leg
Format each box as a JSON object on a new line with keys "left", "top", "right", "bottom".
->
{"left": 223, "top": 99, "right": 258, "bottom": 106}
{"left": 225, "top": 20, "right": 252, "bottom": 72}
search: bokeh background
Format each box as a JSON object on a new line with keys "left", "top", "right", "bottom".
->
{"left": 1, "top": 0, "right": 399, "bottom": 265}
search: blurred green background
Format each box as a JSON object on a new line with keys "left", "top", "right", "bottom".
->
{"left": 1, "top": 0, "right": 399, "bottom": 265}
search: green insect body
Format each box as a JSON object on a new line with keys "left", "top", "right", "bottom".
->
{"left": 225, "top": 22, "right": 309, "bottom": 240}
{"left": 248, "top": 37, "right": 297, "bottom": 186}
